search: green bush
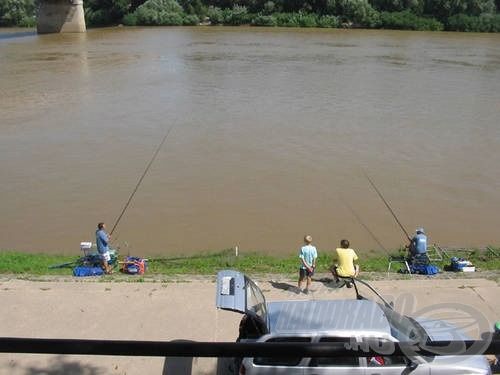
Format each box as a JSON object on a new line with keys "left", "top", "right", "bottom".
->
{"left": 337, "top": 0, "right": 381, "bottom": 27}
{"left": 251, "top": 14, "right": 278, "bottom": 25}
{"left": 84, "top": 0, "right": 133, "bottom": 26}
{"left": 85, "top": 8, "right": 114, "bottom": 26}
{"left": 317, "top": 14, "right": 340, "bottom": 27}
{"left": 18, "top": 15, "right": 35, "bottom": 27}
{"left": 481, "top": 12, "right": 500, "bottom": 32}
{"left": 447, "top": 12, "right": 500, "bottom": 32}
{"left": 223, "top": 5, "right": 250, "bottom": 25}
{"left": 207, "top": 5, "right": 224, "bottom": 24}
{"left": 122, "top": 12, "right": 139, "bottom": 25}
{"left": 447, "top": 13, "right": 482, "bottom": 31}
{"left": 296, "top": 11, "right": 318, "bottom": 27}
{"left": 275, "top": 12, "right": 300, "bottom": 26}
{"left": 379, "top": 11, "right": 443, "bottom": 30}
{"left": 128, "top": 0, "right": 186, "bottom": 25}
{"left": 274, "top": 11, "right": 319, "bottom": 27}
{"left": 183, "top": 13, "right": 200, "bottom": 24}
{"left": 133, "top": 7, "right": 160, "bottom": 24}
{"left": 162, "top": 11, "right": 184, "bottom": 24}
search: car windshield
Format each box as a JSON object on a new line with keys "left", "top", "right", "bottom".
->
{"left": 354, "top": 279, "right": 428, "bottom": 344}
{"left": 244, "top": 275, "right": 267, "bottom": 323}
{"left": 382, "top": 305, "right": 428, "bottom": 343}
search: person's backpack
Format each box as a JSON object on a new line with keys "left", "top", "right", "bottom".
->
{"left": 410, "top": 263, "right": 439, "bottom": 275}
{"left": 73, "top": 266, "right": 104, "bottom": 277}
{"left": 122, "top": 257, "right": 147, "bottom": 275}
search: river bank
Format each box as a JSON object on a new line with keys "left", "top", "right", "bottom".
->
{"left": 2, "top": 245, "right": 499, "bottom": 281}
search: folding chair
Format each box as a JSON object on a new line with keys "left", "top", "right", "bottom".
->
{"left": 387, "top": 256, "right": 412, "bottom": 277}
{"left": 80, "top": 242, "right": 93, "bottom": 256}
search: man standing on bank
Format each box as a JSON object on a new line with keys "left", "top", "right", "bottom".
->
{"left": 330, "top": 239, "right": 360, "bottom": 288}
{"left": 96, "top": 222, "right": 112, "bottom": 275}
{"left": 298, "top": 234, "right": 317, "bottom": 294}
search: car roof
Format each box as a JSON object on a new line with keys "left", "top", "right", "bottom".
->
{"left": 267, "top": 299, "right": 392, "bottom": 337}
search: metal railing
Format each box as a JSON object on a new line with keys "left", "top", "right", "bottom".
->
{"left": 1, "top": 337, "right": 499, "bottom": 357}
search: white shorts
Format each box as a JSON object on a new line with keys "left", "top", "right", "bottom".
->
{"left": 100, "top": 252, "right": 111, "bottom": 262}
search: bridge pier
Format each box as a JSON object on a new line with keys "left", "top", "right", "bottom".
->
{"left": 37, "top": 0, "right": 86, "bottom": 34}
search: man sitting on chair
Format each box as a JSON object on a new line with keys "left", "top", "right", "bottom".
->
{"left": 408, "top": 228, "right": 428, "bottom": 264}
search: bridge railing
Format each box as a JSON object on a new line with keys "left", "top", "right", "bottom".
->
{"left": 1, "top": 337, "right": 499, "bottom": 357}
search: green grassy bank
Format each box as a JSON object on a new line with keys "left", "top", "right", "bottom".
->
{"left": 0, "top": 247, "right": 498, "bottom": 278}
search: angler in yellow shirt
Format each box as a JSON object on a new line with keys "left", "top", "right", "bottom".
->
{"left": 330, "top": 239, "right": 360, "bottom": 288}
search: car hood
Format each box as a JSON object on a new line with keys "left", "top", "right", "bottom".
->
{"left": 415, "top": 317, "right": 491, "bottom": 373}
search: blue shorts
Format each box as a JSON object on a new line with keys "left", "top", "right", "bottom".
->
{"left": 299, "top": 267, "right": 314, "bottom": 278}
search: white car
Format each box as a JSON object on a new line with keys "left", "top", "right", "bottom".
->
{"left": 215, "top": 270, "right": 491, "bottom": 375}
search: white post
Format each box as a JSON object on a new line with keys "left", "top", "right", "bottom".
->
{"left": 235, "top": 246, "right": 239, "bottom": 256}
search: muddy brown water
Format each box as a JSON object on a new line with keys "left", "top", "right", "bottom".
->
{"left": 1, "top": 27, "right": 499, "bottom": 256}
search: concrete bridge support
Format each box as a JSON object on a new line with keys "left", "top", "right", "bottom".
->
{"left": 37, "top": 0, "right": 86, "bottom": 34}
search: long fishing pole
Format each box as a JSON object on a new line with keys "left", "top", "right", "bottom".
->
{"left": 110, "top": 124, "right": 175, "bottom": 236}
{"left": 363, "top": 170, "right": 412, "bottom": 242}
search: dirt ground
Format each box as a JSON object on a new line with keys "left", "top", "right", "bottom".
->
{"left": 0, "top": 270, "right": 498, "bottom": 375}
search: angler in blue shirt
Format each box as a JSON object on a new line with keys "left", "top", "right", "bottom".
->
{"left": 409, "top": 228, "right": 427, "bottom": 257}
{"left": 96, "top": 222, "right": 112, "bottom": 274}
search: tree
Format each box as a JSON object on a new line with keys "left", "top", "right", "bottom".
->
{"left": 423, "top": 0, "right": 496, "bottom": 20}
{"left": 0, "top": 0, "right": 35, "bottom": 26}
{"left": 179, "top": 0, "right": 207, "bottom": 15}
{"left": 466, "top": 0, "right": 496, "bottom": 16}
{"left": 370, "top": 0, "right": 424, "bottom": 14}
{"left": 337, "top": 0, "right": 380, "bottom": 26}
{"left": 85, "top": 0, "right": 133, "bottom": 25}
{"left": 125, "top": 0, "right": 187, "bottom": 25}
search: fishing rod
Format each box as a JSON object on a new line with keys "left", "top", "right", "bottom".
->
{"left": 110, "top": 124, "right": 175, "bottom": 236}
{"left": 362, "top": 170, "right": 412, "bottom": 242}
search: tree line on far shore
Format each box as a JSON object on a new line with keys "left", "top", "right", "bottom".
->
{"left": 1, "top": 0, "right": 499, "bottom": 32}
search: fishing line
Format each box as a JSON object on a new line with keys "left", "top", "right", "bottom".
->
{"left": 362, "top": 170, "right": 411, "bottom": 242}
{"left": 110, "top": 123, "right": 175, "bottom": 236}
{"left": 341, "top": 198, "right": 391, "bottom": 256}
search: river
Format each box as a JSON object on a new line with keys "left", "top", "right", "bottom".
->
{"left": 1, "top": 26, "right": 499, "bottom": 257}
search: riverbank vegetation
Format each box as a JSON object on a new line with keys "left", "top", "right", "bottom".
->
{"left": 1, "top": 0, "right": 499, "bottom": 32}
{"left": 0, "top": 247, "right": 498, "bottom": 277}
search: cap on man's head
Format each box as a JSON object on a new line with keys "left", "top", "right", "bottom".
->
{"left": 416, "top": 228, "right": 425, "bottom": 233}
